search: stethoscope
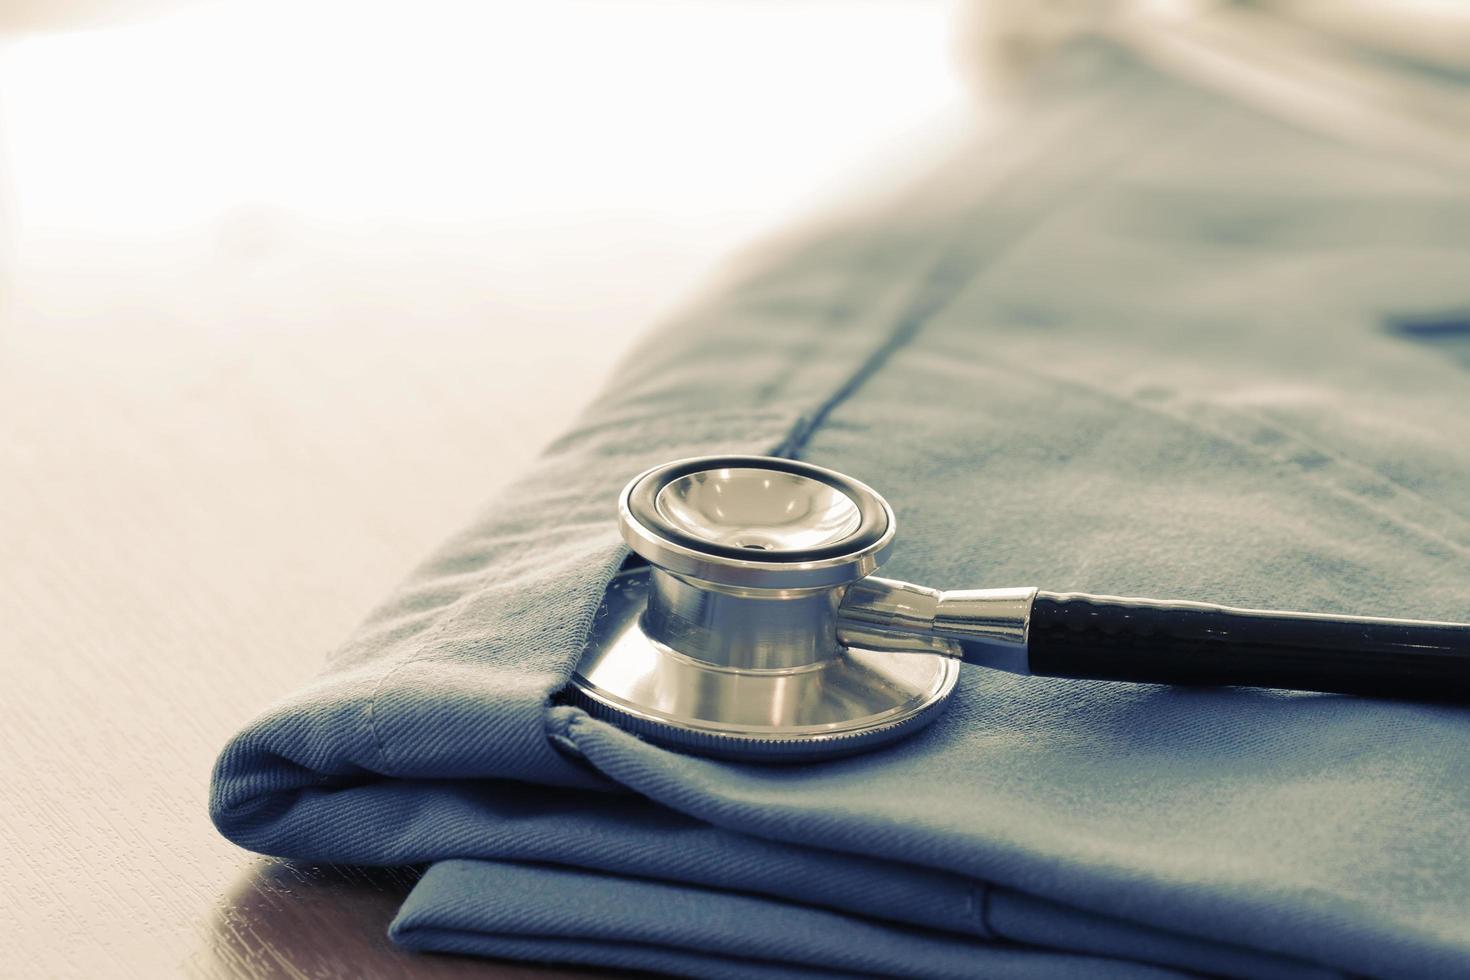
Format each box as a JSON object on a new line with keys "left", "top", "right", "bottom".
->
{"left": 568, "top": 456, "right": 1470, "bottom": 762}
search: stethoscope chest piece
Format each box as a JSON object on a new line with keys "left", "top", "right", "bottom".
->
{"left": 568, "top": 454, "right": 1470, "bottom": 763}
{"left": 568, "top": 456, "right": 960, "bottom": 761}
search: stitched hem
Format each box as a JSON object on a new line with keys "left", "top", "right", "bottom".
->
{"left": 969, "top": 880, "right": 997, "bottom": 941}
{"left": 364, "top": 477, "right": 613, "bottom": 772}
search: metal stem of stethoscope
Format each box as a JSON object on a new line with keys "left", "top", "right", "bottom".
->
{"left": 567, "top": 456, "right": 1470, "bottom": 761}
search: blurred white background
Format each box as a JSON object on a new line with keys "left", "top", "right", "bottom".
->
{"left": 0, "top": 0, "right": 964, "bottom": 521}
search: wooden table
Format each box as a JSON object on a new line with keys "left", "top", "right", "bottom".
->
{"left": 0, "top": 2, "right": 958, "bottom": 975}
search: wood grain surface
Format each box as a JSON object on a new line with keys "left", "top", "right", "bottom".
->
{"left": 0, "top": 2, "right": 958, "bottom": 976}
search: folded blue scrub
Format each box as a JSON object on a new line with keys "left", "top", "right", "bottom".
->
{"left": 211, "top": 40, "right": 1470, "bottom": 979}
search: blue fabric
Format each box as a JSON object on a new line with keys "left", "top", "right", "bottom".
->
{"left": 211, "top": 41, "right": 1470, "bottom": 978}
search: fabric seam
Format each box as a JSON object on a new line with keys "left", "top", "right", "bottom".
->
{"left": 970, "top": 880, "right": 997, "bottom": 941}
{"left": 770, "top": 61, "right": 1176, "bottom": 462}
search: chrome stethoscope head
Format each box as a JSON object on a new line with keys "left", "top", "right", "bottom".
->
{"left": 568, "top": 456, "right": 1470, "bottom": 763}
{"left": 619, "top": 456, "right": 894, "bottom": 591}
{"left": 568, "top": 455, "right": 961, "bottom": 761}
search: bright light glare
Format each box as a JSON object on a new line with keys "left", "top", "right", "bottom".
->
{"left": 0, "top": 0, "right": 961, "bottom": 237}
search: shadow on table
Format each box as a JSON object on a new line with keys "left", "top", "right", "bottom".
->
{"left": 196, "top": 859, "right": 605, "bottom": 979}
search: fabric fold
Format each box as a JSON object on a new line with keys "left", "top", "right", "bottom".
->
{"left": 391, "top": 861, "right": 1191, "bottom": 980}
